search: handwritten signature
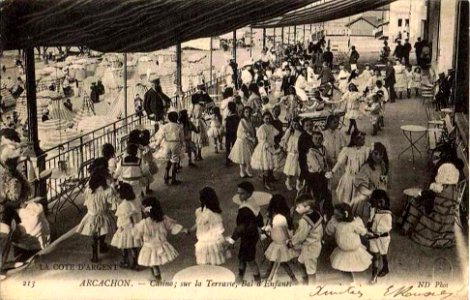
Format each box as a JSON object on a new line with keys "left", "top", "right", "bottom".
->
{"left": 308, "top": 285, "right": 455, "bottom": 300}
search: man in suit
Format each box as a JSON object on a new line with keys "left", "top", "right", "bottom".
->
{"left": 414, "top": 37, "right": 423, "bottom": 66}
{"left": 393, "top": 40, "right": 404, "bottom": 62}
{"left": 349, "top": 46, "right": 360, "bottom": 71}
{"left": 384, "top": 60, "right": 396, "bottom": 103}
{"left": 143, "top": 78, "right": 171, "bottom": 122}
{"left": 318, "top": 61, "right": 335, "bottom": 86}
{"left": 280, "top": 67, "right": 296, "bottom": 96}
{"left": 322, "top": 47, "right": 333, "bottom": 68}
{"left": 403, "top": 39, "right": 412, "bottom": 65}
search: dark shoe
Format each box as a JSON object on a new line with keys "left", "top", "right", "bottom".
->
{"left": 146, "top": 188, "right": 154, "bottom": 194}
{"left": 154, "top": 273, "right": 162, "bottom": 283}
{"left": 164, "top": 176, "right": 170, "bottom": 185}
{"left": 253, "top": 274, "right": 261, "bottom": 285}
{"left": 263, "top": 176, "right": 272, "bottom": 191}
{"left": 119, "top": 261, "right": 131, "bottom": 269}
{"left": 302, "top": 276, "right": 308, "bottom": 285}
{"left": 378, "top": 266, "right": 389, "bottom": 277}
{"left": 100, "top": 243, "right": 109, "bottom": 253}
{"left": 188, "top": 162, "right": 197, "bottom": 168}
{"left": 170, "top": 179, "right": 182, "bottom": 185}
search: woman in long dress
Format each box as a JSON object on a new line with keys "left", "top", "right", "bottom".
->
{"left": 393, "top": 60, "right": 407, "bottom": 99}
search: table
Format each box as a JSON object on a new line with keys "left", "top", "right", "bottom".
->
{"left": 398, "top": 125, "right": 428, "bottom": 167}
{"left": 173, "top": 265, "right": 235, "bottom": 282}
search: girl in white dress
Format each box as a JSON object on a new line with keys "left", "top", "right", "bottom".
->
{"left": 111, "top": 182, "right": 141, "bottom": 269}
{"left": 135, "top": 196, "right": 188, "bottom": 282}
{"left": 331, "top": 131, "right": 371, "bottom": 205}
{"left": 326, "top": 203, "right": 372, "bottom": 282}
{"left": 191, "top": 103, "right": 209, "bottom": 161}
{"left": 341, "top": 83, "right": 362, "bottom": 135}
{"left": 337, "top": 64, "right": 351, "bottom": 93}
{"left": 358, "top": 64, "right": 373, "bottom": 92}
{"left": 411, "top": 66, "right": 422, "bottom": 96}
{"left": 322, "top": 114, "right": 348, "bottom": 165}
{"left": 76, "top": 170, "right": 117, "bottom": 262}
{"left": 251, "top": 112, "right": 280, "bottom": 191}
{"left": 207, "top": 107, "right": 224, "bottom": 153}
{"left": 189, "top": 187, "right": 226, "bottom": 265}
{"left": 229, "top": 106, "right": 256, "bottom": 178}
{"left": 404, "top": 64, "right": 413, "bottom": 98}
{"left": 262, "top": 194, "right": 297, "bottom": 282}
{"left": 394, "top": 60, "right": 407, "bottom": 99}
{"left": 281, "top": 118, "right": 302, "bottom": 191}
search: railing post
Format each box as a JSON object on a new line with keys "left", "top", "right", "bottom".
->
{"left": 79, "top": 136, "right": 84, "bottom": 165}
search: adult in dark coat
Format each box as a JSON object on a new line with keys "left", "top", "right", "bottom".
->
{"left": 414, "top": 37, "right": 423, "bottom": 66}
{"left": 191, "top": 84, "right": 214, "bottom": 113}
{"left": 322, "top": 47, "right": 334, "bottom": 68}
{"left": 384, "top": 60, "right": 396, "bottom": 103}
{"left": 143, "top": 78, "right": 171, "bottom": 122}
{"left": 403, "top": 39, "right": 412, "bottom": 65}
{"left": 393, "top": 41, "right": 404, "bottom": 62}
{"left": 318, "top": 62, "right": 335, "bottom": 86}
{"left": 297, "top": 118, "right": 314, "bottom": 183}
{"left": 280, "top": 67, "right": 296, "bottom": 96}
{"left": 229, "top": 59, "right": 239, "bottom": 90}
{"left": 90, "top": 83, "right": 100, "bottom": 103}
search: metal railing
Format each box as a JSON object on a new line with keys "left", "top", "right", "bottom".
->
{"left": 36, "top": 74, "right": 228, "bottom": 203}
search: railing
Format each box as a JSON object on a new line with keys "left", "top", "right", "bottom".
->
{"left": 36, "top": 73, "right": 228, "bottom": 203}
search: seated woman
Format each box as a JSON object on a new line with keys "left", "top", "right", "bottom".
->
{"left": 398, "top": 163, "right": 463, "bottom": 248}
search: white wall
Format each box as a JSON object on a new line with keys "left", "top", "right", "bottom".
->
{"left": 436, "top": 0, "right": 459, "bottom": 74}
{"left": 389, "top": 0, "right": 426, "bottom": 42}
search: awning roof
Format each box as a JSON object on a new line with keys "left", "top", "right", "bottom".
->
{"left": 1, "top": 0, "right": 317, "bottom": 52}
{"left": 252, "top": 0, "right": 396, "bottom": 28}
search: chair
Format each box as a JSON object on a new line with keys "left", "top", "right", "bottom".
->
{"left": 56, "top": 158, "right": 95, "bottom": 220}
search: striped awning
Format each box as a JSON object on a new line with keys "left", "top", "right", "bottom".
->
{"left": 252, "top": 0, "right": 396, "bottom": 28}
{"left": 1, "top": 0, "right": 317, "bottom": 52}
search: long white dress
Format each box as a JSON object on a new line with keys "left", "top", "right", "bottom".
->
{"left": 326, "top": 217, "right": 372, "bottom": 272}
{"left": 337, "top": 70, "right": 351, "bottom": 93}
{"left": 194, "top": 207, "right": 226, "bottom": 265}
{"left": 333, "top": 146, "right": 371, "bottom": 204}
{"left": 322, "top": 128, "right": 348, "bottom": 164}
{"left": 394, "top": 64, "right": 407, "bottom": 93}
{"left": 251, "top": 124, "right": 279, "bottom": 171}
{"left": 229, "top": 119, "right": 255, "bottom": 164}
{"left": 282, "top": 129, "right": 302, "bottom": 176}
{"left": 342, "top": 91, "right": 362, "bottom": 120}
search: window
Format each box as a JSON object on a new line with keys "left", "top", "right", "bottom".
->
{"left": 405, "top": 19, "right": 410, "bottom": 27}
{"left": 398, "top": 18, "right": 403, "bottom": 27}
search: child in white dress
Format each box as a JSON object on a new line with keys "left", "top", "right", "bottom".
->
{"left": 76, "top": 170, "right": 117, "bottom": 262}
{"left": 368, "top": 190, "right": 392, "bottom": 284}
{"left": 191, "top": 103, "right": 209, "bottom": 161}
{"left": 341, "top": 83, "right": 362, "bottom": 135}
{"left": 322, "top": 114, "right": 348, "bottom": 165}
{"left": 189, "top": 187, "right": 227, "bottom": 265}
{"left": 404, "top": 64, "right": 413, "bottom": 98}
{"left": 326, "top": 203, "right": 372, "bottom": 282}
{"left": 251, "top": 111, "right": 279, "bottom": 191}
{"left": 229, "top": 106, "right": 256, "bottom": 178}
{"left": 331, "top": 131, "right": 371, "bottom": 205}
{"left": 135, "top": 196, "right": 188, "bottom": 282}
{"left": 411, "top": 66, "right": 422, "bottom": 96}
{"left": 262, "top": 194, "right": 297, "bottom": 283}
{"left": 111, "top": 182, "right": 141, "bottom": 269}
{"left": 337, "top": 64, "right": 350, "bottom": 93}
{"left": 207, "top": 107, "right": 224, "bottom": 153}
{"left": 281, "top": 118, "right": 302, "bottom": 191}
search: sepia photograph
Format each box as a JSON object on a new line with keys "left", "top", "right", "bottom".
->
{"left": 0, "top": 0, "right": 468, "bottom": 299}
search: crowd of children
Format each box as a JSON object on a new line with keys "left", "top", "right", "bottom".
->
{"left": 70, "top": 45, "right": 404, "bottom": 287}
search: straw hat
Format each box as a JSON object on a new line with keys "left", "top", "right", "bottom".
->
{"left": 435, "top": 163, "right": 459, "bottom": 185}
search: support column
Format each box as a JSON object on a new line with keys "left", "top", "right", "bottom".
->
{"left": 123, "top": 53, "right": 128, "bottom": 122}
{"left": 273, "top": 28, "right": 276, "bottom": 47}
{"left": 232, "top": 30, "right": 237, "bottom": 64}
{"left": 281, "top": 27, "right": 284, "bottom": 47}
{"left": 175, "top": 42, "right": 183, "bottom": 110}
{"left": 209, "top": 37, "right": 213, "bottom": 83}
{"left": 176, "top": 42, "right": 182, "bottom": 93}
{"left": 25, "top": 47, "right": 46, "bottom": 199}
{"left": 288, "top": 27, "right": 291, "bottom": 45}
{"left": 294, "top": 26, "right": 297, "bottom": 43}
{"left": 303, "top": 25, "right": 306, "bottom": 44}
{"left": 250, "top": 27, "right": 253, "bottom": 57}
{"left": 263, "top": 28, "right": 266, "bottom": 49}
